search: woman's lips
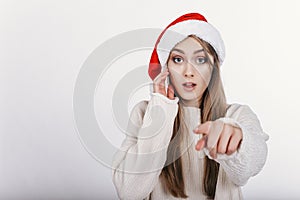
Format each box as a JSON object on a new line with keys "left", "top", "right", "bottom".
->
{"left": 182, "top": 82, "right": 197, "bottom": 91}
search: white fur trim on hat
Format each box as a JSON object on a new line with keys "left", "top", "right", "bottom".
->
{"left": 157, "top": 20, "right": 225, "bottom": 68}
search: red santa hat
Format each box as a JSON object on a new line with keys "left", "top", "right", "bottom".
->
{"left": 148, "top": 13, "right": 225, "bottom": 80}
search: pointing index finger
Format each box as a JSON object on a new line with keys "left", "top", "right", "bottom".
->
{"left": 193, "top": 121, "right": 211, "bottom": 135}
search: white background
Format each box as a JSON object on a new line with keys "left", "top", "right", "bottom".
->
{"left": 1, "top": 0, "right": 300, "bottom": 199}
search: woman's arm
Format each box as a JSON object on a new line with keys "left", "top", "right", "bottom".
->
{"left": 212, "top": 104, "right": 269, "bottom": 186}
{"left": 112, "top": 93, "right": 178, "bottom": 200}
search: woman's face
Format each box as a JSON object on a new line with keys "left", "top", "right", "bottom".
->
{"left": 167, "top": 37, "right": 214, "bottom": 107}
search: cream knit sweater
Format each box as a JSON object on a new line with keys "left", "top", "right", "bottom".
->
{"left": 112, "top": 93, "right": 269, "bottom": 200}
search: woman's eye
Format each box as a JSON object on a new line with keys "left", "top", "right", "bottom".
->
{"left": 172, "top": 57, "right": 183, "bottom": 63}
{"left": 196, "top": 57, "right": 207, "bottom": 64}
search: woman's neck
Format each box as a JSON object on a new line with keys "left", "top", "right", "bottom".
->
{"left": 179, "top": 98, "right": 201, "bottom": 108}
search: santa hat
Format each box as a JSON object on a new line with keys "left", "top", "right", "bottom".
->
{"left": 148, "top": 13, "right": 225, "bottom": 80}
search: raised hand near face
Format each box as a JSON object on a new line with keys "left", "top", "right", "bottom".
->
{"left": 153, "top": 68, "right": 175, "bottom": 100}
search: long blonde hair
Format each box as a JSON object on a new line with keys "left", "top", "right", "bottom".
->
{"left": 160, "top": 35, "right": 227, "bottom": 199}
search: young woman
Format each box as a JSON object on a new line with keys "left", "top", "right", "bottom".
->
{"left": 112, "top": 13, "right": 269, "bottom": 200}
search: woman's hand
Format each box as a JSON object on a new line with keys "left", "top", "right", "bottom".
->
{"left": 153, "top": 68, "right": 175, "bottom": 100}
{"left": 193, "top": 120, "right": 243, "bottom": 159}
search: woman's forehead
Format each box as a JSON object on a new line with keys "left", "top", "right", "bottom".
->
{"left": 172, "top": 37, "right": 205, "bottom": 54}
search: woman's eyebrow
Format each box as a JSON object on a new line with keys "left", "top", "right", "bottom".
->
{"left": 171, "top": 48, "right": 205, "bottom": 54}
{"left": 171, "top": 48, "right": 185, "bottom": 54}
{"left": 193, "top": 49, "right": 204, "bottom": 54}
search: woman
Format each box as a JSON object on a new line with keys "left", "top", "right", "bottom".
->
{"left": 112, "top": 13, "right": 269, "bottom": 199}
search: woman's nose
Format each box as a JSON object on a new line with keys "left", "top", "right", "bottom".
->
{"left": 184, "top": 62, "right": 194, "bottom": 78}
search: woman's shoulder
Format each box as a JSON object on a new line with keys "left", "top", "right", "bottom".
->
{"left": 225, "top": 103, "right": 257, "bottom": 118}
{"left": 225, "top": 103, "right": 269, "bottom": 140}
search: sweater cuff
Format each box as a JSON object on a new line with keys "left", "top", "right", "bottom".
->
{"left": 150, "top": 92, "right": 179, "bottom": 104}
{"left": 137, "top": 92, "right": 179, "bottom": 141}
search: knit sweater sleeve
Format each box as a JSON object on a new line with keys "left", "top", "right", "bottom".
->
{"left": 205, "top": 104, "right": 269, "bottom": 186}
{"left": 112, "top": 93, "right": 179, "bottom": 200}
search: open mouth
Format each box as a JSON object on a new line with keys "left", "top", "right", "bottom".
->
{"left": 183, "top": 82, "right": 196, "bottom": 88}
{"left": 182, "top": 82, "right": 197, "bottom": 91}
